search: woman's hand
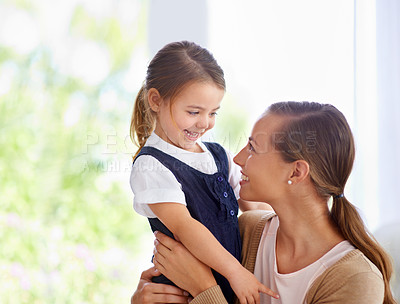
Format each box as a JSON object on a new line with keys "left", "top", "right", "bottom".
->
{"left": 131, "top": 266, "right": 189, "bottom": 304}
{"left": 153, "top": 231, "right": 218, "bottom": 297}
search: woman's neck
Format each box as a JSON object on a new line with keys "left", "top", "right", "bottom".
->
{"left": 273, "top": 196, "right": 344, "bottom": 274}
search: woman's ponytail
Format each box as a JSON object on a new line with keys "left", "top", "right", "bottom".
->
{"left": 330, "top": 196, "right": 396, "bottom": 304}
{"left": 130, "top": 85, "right": 155, "bottom": 158}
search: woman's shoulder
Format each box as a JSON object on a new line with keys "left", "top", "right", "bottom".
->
{"left": 322, "top": 249, "right": 383, "bottom": 281}
{"left": 335, "top": 249, "right": 382, "bottom": 272}
{"left": 306, "top": 249, "right": 384, "bottom": 303}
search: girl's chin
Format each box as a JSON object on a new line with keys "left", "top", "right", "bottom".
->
{"left": 183, "top": 137, "right": 198, "bottom": 144}
{"left": 180, "top": 141, "right": 198, "bottom": 152}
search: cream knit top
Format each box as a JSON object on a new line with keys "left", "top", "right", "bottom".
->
{"left": 191, "top": 210, "right": 384, "bottom": 304}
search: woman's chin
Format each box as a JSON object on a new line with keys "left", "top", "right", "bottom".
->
{"left": 239, "top": 191, "right": 264, "bottom": 203}
{"left": 239, "top": 190, "right": 251, "bottom": 201}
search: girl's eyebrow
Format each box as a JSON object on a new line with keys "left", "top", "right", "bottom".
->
{"left": 187, "top": 105, "right": 221, "bottom": 111}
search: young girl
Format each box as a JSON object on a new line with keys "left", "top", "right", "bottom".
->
{"left": 129, "top": 41, "right": 278, "bottom": 304}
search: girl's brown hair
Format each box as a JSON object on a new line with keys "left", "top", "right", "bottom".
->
{"left": 130, "top": 41, "right": 225, "bottom": 157}
{"left": 268, "top": 101, "right": 396, "bottom": 304}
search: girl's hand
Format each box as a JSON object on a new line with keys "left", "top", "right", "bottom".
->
{"left": 131, "top": 266, "right": 189, "bottom": 304}
{"left": 228, "top": 266, "right": 279, "bottom": 304}
{"left": 153, "top": 231, "right": 218, "bottom": 297}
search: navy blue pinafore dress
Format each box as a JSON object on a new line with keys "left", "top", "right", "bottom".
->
{"left": 133, "top": 142, "right": 241, "bottom": 303}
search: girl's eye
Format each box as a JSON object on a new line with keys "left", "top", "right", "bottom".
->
{"left": 188, "top": 111, "right": 199, "bottom": 115}
{"left": 210, "top": 112, "right": 218, "bottom": 117}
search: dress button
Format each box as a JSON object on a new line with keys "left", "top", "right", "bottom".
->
{"left": 230, "top": 210, "right": 235, "bottom": 216}
{"left": 223, "top": 192, "right": 228, "bottom": 198}
{"left": 217, "top": 176, "right": 223, "bottom": 182}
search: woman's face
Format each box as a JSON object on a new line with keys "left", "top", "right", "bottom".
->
{"left": 234, "top": 114, "right": 293, "bottom": 203}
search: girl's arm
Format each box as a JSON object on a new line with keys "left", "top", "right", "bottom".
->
{"left": 149, "top": 203, "right": 279, "bottom": 304}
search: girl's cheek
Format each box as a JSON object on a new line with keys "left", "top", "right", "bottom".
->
{"left": 209, "top": 120, "right": 216, "bottom": 129}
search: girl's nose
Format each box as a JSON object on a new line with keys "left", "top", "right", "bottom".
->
{"left": 196, "top": 115, "right": 209, "bottom": 129}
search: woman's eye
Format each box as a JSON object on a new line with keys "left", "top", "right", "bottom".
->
{"left": 188, "top": 111, "right": 199, "bottom": 115}
{"left": 210, "top": 112, "right": 218, "bottom": 117}
{"left": 248, "top": 142, "right": 255, "bottom": 152}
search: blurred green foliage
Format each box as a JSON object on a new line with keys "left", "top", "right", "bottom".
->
{"left": 0, "top": 1, "right": 248, "bottom": 303}
{"left": 0, "top": 1, "right": 153, "bottom": 303}
{"left": 214, "top": 94, "right": 251, "bottom": 155}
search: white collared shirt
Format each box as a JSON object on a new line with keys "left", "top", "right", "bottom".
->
{"left": 130, "top": 132, "right": 241, "bottom": 218}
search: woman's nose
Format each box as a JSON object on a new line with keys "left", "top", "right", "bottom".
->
{"left": 234, "top": 146, "right": 247, "bottom": 167}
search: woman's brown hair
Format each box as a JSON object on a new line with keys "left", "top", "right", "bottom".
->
{"left": 130, "top": 41, "right": 225, "bottom": 157}
{"left": 268, "top": 101, "right": 396, "bottom": 304}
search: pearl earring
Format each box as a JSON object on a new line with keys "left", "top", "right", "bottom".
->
{"left": 288, "top": 180, "right": 293, "bottom": 185}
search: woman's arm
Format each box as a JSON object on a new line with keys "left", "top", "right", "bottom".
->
{"left": 131, "top": 266, "right": 189, "bottom": 304}
{"left": 149, "top": 203, "right": 279, "bottom": 303}
{"left": 153, "top": 231, "right": 228, "bottom": 303}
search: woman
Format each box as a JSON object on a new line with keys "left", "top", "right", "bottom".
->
{"left": 132, "top": 102, "right": 396, "bottom": 304}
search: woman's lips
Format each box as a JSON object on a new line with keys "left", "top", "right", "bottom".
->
{"left": 240, "top": 173, "right": 249, "bottom": 185}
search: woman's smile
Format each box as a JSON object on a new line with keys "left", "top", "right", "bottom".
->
{"left": 240, "top": 172, "right": 249, "bottom": 185}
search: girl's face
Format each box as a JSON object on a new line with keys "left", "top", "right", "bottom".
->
{"left": 233, "top": 114, "right": 293, "bottom": 203}
{"left": 154, "top": 81, "right": 224, "bottom": 152}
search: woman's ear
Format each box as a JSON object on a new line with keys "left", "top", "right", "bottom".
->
{"left": 289, "top": 160, "right": 310, "bottom": 184}
{"left": 147, "top": 88, "right": 162, "bottom": 112}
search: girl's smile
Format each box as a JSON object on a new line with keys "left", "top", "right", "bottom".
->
{"left": 183, "top": 129, "right": 202, "bottom": 141}
{"left": 152, "top": 81, "right": 224, "bottom": 152}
